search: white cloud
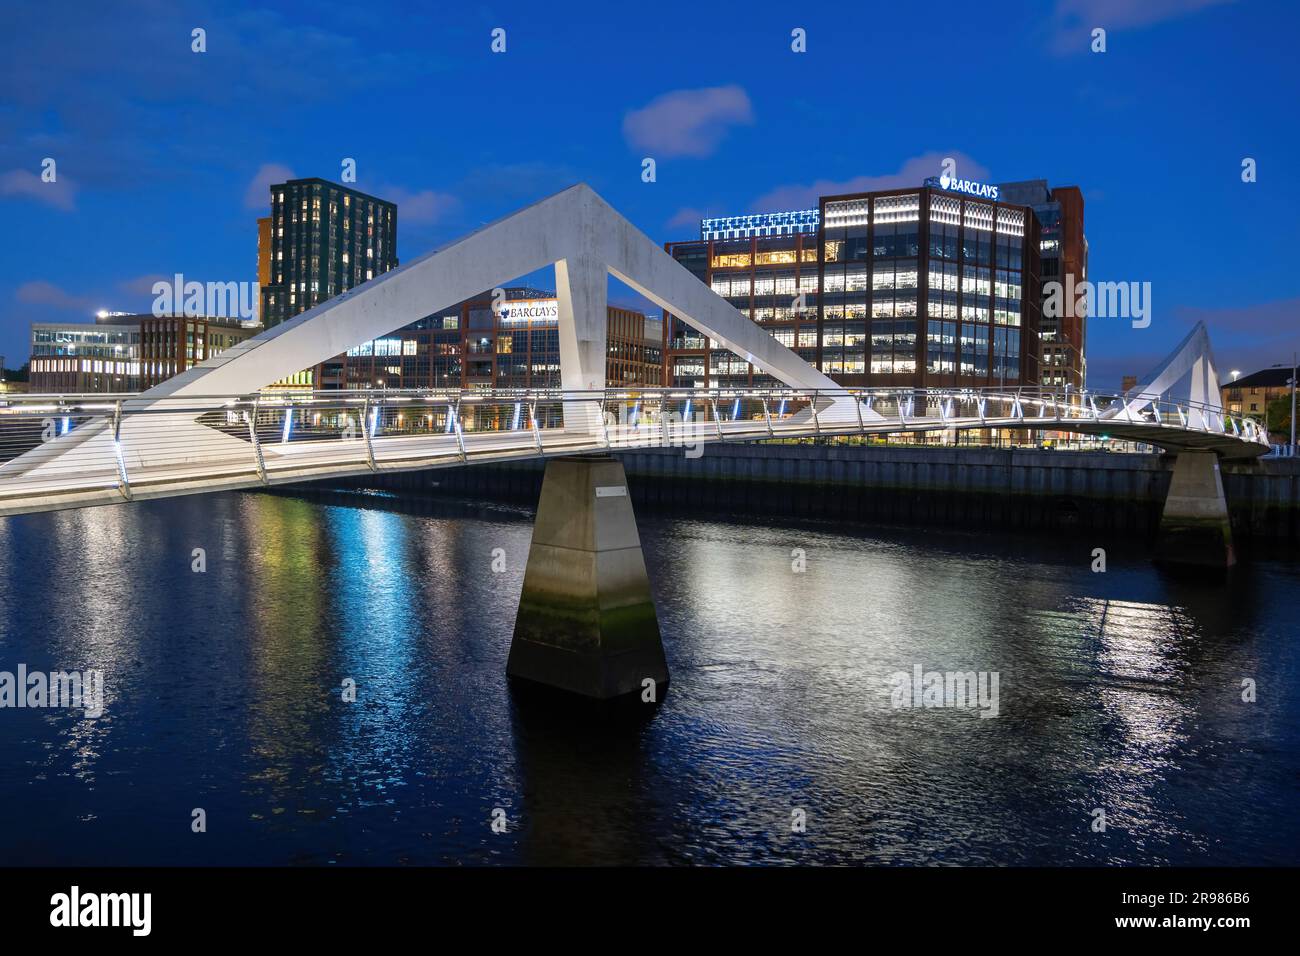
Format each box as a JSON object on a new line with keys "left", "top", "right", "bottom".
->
{"left": 666, "top": 206, "right": 706, "bottom": 232}
{"left": 623, "top": 86, "right": 754, "bottom": 159}
{"left": 243, "top": 163, "right": 295, "bottom": 210}
{"left": 380, "top": 187, "right": 459, "bottom": 225}
{"left": 0, "top": 168, "right": 76, "bottom": 210}
{"left": 1048, "top": 0, "right": 1237, "bottom": 54}
{"left": 15, "top": 280, "right": 93, "bottom": 310}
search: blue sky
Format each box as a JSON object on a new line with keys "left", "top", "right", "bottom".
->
{"left": 1, "top": 0, "right": 1296, "bottom": 385}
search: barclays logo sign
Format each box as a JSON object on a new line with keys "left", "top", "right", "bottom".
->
{"left": 929, "top": 175, "right": 999, "bottom": 201}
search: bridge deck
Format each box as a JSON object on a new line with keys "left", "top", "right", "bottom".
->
{"left": 0, "top": 388, "right": 1269, "bottom": 517}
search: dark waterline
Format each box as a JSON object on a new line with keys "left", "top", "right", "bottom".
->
{"left": 1, "top": 488, "right": 1298, "bottom": 866}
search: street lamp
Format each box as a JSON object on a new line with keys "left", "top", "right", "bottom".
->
{"left": 1231, "top": 369, "right": 1241, "bottom": 382}
{"left": 1289, "top": 352, "right": 1297, "bottom": 450}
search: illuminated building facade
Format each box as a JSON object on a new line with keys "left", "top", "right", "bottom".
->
{"left": 29, "top": 312, "right": 259, "bottom": 392}
{"left": 29, "top": 318, "right": 142, "bottom": 392}
{"left": 258, "top": 178, "right": 398, "bottom": 388}
{"left": 663, "top": 184, "right": 1042, "bottom": 391}
{"left": 319, "top": 287, "right": 663, "bottom": 390}
{"left": 259, "top": 178, "right": 398, "bottom": 328}
{"left": 996, "top": 181, "right": 1087, "bottom": 390}
{"left": 136, "top": 314, "right": 259, "bottom": 389}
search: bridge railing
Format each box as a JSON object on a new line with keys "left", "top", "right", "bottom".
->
{"left": 0, "top": 385, "right": 1269, "bottom": 511}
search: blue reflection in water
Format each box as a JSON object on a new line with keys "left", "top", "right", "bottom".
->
{"left": 0, "top": 487, "right": 1297, "bottom": 866}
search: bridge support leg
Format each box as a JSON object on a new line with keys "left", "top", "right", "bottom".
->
{"left": 1155, "top": 450, "right": 1236, "bottom": 569}
{"left": 508, "top": 455, "right": 668, "bottom": 700}
{"left": 556, "top": 254, "right": 607, "bottom": 436}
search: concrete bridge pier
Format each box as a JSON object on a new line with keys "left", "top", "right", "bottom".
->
{"left": 1155, "top": 450, "right": 1236, "bottom": 569}
{"left": 507, "top": 456, "right": 669, "bottom": 700}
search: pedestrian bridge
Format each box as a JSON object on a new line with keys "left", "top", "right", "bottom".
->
{"left": 0, "top": 182, "right": 1266, "bottom": 520}
{"left": 0, "top": 182, "right": 1263, "bottom": 696}
{"left": 0, "top": 383, "right": 1268, "bottom": 517}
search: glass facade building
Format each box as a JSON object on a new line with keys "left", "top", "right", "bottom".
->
{"left": 28, "top": 313, "right": 259, "bottom": 392}
{"left": 663, "top": 185, "right": 1042, "bottom": 391}
{"left": 996, "top": 181, "right": 1087, "bottom": 390}
{"left": 29, "top": 320, "right": 142, "bottom": 392}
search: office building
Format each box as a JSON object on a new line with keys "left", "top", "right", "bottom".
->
{"left": 28, "top": 311, "right": 258, "bottom": 393}
{"left": 663, "top": 181, "right": 1043, "bottom": 391}
{"left": 996, "top": 180, "right": 1087, "bottom": 390}
{"left": 135, "top": 313, "right": 259, "bottom": 389}
{"left": 29, "top": 314, "right": 142, "bottom": 392}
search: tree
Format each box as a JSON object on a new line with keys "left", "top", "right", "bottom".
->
{"left": 1266, "top": 394, "right": 1292, "bottom": 438}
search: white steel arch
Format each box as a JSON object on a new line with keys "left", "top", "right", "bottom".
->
{"left": 2, "top": 184, "right": 872, "bottom": 488}
{"left": 1112, "top": 322, "right": 1225, "bottom": 430}
{"left": 150, "top": 183, "right": 860, "bottom": 415}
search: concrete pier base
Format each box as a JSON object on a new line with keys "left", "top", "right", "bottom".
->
{"left": 1155, "top": 450, "right": 1236, "bottom": 569}
{"left": 507, "top": 456, "right": 668, "bottom": 700}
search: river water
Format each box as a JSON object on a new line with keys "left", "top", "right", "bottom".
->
{"left": 1, "top": 487, "right": 1297, "bottom": 865}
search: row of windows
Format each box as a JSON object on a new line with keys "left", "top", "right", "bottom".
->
{"left": 33, "top": 329, "right": 138, "bottom": 346}
{"left": 30, "top": 358, "right": 140, "bottom": 374}
{"left": 712, "top": 264, "right": 1022, "bottom": 298}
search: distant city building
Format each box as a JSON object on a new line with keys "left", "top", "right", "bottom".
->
{"left": 663, "top": 182, "right": 1043, "bottom": 391}
{"left": 700, "top": 209, "right": 819, "bottom": 241}
{"left": 319, "top": 287, "right": 664, "bottom": 390}
{"left": 257, "top": 178, "right": 398, "bottom": 389}
{"left": 256, "top": 215, "right": 272, "bottom": 289}
{"left": 259, "top": 178, "right": 398, "bottom": 329}
{"left": 608, "top": 309, "right": 664, "bottom": 387}
{"left": 135, "top": 314, "right": 259, "bottom": 389}
{"left": 28, "top": 312, "right": 259, "bottom": 393}
{"left": 996, "top": 180, "right": 1087, "bottom": 390}
{"left": 1222, "top": 366, "right": 1294, "bottom": 423}
{"left": 29, "top": 316, "right": 142, "bottom": 392}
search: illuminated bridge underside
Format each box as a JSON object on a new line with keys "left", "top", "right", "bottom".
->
{"left": 0, "top": 387, "right": 1267, "bottom": 517}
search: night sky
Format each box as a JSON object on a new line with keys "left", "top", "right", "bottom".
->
{"left": 1, "top": 0, "right": 1296, "bottom": 386}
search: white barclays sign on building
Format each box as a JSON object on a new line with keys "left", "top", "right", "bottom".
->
{"left": 498, "top": 298, "right": 559, "bottom": 324}
{"left": 926, "top": 175, "right": 1000, "bottom": 201}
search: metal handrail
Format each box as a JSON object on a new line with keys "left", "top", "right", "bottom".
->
{"left": 0, "top": 383, "right": 1272, "bottom": 516}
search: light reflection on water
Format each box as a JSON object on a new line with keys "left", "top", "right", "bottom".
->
{"left": 0, "top": 488, "right": 1297, "bottom": 866}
